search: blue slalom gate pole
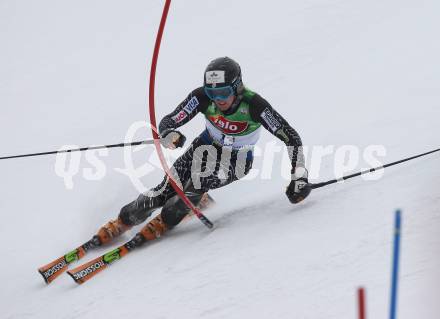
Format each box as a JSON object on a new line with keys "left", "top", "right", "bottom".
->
{"left": 389, "top": 209, "right": 402, "bottom": 319}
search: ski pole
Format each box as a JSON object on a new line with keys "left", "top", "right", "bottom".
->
{"left": 310, "top": 147, "right": 440, "bottom": 189}
{"left": 0, "top": 139, "right": 155, "bottom": 161}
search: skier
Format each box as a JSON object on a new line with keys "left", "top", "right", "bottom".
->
{"left": 93, "top": 57, "right": 311, "bottom": 248}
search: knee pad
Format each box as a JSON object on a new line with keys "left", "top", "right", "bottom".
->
{"left": 160, "top": 192, "right": 205, "bottom": 227}
{"left": 119, "top": 201, "right": 139, "bottom": 226}
{"left": 119, "top": 199, "right": 155, "bottom": 226}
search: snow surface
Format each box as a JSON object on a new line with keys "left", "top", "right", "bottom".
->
{"left": 1, "top": 0, "right": 439, "bottom": 318}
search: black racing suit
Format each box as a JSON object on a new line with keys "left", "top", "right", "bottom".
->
{"left": 119, "top": 87, "right": 305, "bottom": 228}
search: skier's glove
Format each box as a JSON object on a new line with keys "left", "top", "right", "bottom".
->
{"left": 286, "top": 168, "right": 311, "bottom": 204}
{"left": 160, "top": 129, "right": 186, "bottom": 149}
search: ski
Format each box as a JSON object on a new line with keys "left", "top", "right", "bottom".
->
{"left": 67, "top": 235, "right": 143, "bottom": 284}
{"left": 38, "top": 238, "right": 98, "bottom": 284}
{"left": 45, "top": 193, "right": 215, "bottom": 285}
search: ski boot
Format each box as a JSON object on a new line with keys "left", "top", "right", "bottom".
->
{"left": 125, "top": 214, "right": 169, "bottom": 250}
{"left": 93, "top": 217, "right": 132, "bottom": 246}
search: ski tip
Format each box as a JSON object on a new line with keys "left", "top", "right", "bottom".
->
{"left": 38, "top": 258, "right": 69, "bottom": 285}
{"left": 66, "top": 257, "right": 108, "bottom": 285}
{"left": 38, "top": 266, "right": 67, "bottom": 284}
{"left": 66, "top": 270, "right": 83, "bottom": 284}
{"left": 37, "top": 268, "right": 50, "bottom": 284}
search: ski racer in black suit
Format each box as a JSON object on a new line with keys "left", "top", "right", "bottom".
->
{"left": 92, "top": 57, "right": 311, "bottom": 247}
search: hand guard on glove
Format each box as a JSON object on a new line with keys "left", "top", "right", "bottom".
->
{"left": 160, "top": 129, "right": 186, "bottom": 149}
{"left": 286, "top": 168, "right": 312, "bottom": 204}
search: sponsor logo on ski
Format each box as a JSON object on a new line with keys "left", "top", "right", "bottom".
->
{"left": 103, "top": 249, "right": 121, "bottom": 264}
{"left": 183, "top": 96, "right": 199, "bottom": 114}
{"left": 261, "top": 108, "right": 281, "bottom": 132}
{"left": 65, "top": 249, "right": 79, "bottom": 263}
{"left": 73, "top": 260, "right": 105, "bottom": 280}
{"left": 43, "top": 259, "right": 67, "bottom": 279}
{"left": 209, "top": 115, "right": 248, "bottom": 134}
{"left": 171, "top": 110, "right": 187, "bottom": 123}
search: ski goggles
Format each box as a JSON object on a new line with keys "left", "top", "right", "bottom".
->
{"left": 204, "top": 86, "right": 234, "bottom": 101}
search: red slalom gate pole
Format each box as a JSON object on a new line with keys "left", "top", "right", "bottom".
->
{"left": 148, "top": 0, "right": 213, "bottom": 229}
{"left": 358, "top": 287, "right": 366, "bottom": 319}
